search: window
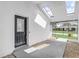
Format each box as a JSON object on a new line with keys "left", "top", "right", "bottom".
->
{"left": 42, "top": 6, "right": 53, "bottom": 18}
{"left": 34, "top": 14, "right": 47, "bottom": 28}
{"left": 66, "top": 1, "right": 75, "bottom": 14}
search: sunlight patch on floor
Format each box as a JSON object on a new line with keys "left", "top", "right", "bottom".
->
{"left": 56, "top": 38, "right": 68, "bottom": 42}
{"left": 35, "top": 44, "right": 50, "bottom": 50}
{"left": 24, "top": 44, "right": 50, "bottom": 54}
{"left": 24, "top": 47, "right": 38, "bottom": 53}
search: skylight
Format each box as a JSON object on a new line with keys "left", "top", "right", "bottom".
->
{"left": 42, "top": 6, "right": 53, "bottom": 18}
{"left": 66, "top": 1, "right": 75, "bottom": 14}
{"left": 34, "top": 14, "right": 47, "bottom": 28}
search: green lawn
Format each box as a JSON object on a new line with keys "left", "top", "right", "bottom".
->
{"left": 53, "top": 31, "right": 76, "bottom": 34}
{"left": 53, "top": 30, "right": 77, "bottom": 40}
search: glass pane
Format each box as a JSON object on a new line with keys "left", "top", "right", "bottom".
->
{"left": 42, "top": 6, "right": 53, "bottom": 18}
{"left": 66, "top": 1, "right": 75, "bottom": 14}
{"left": 52, "top": 21, "right": 78, "bottom": 42}
{"left": 17, "top": 18, "right": 24, "bottom": 32}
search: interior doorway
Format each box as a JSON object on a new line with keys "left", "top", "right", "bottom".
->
{"left": 52, "top": 20, "right": 78, "bottom": 42}
{"left": 15, "top": 15, "right": 27, "bottom": 48}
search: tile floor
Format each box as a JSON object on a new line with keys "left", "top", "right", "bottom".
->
{"left": 3, "top": 40, "right": 79, "bottom": 58}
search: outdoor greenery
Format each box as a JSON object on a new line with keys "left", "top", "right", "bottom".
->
{"left": 53, "top": 30, "right": 77, "bottom": 40}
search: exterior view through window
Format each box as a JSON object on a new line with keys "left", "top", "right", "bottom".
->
{"left": 52, "top": 20, "right": 78, "bottom": 41}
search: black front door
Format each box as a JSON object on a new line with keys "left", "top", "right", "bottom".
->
{"left": 15, "top": 15, "right": 27, "bottom": 48}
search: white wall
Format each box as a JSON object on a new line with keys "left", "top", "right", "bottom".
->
{"left": 0, "top": 1, "right": 51, "bottom": 57}
{"left": 29, "top": 4, "right": 50, "bottom": 46}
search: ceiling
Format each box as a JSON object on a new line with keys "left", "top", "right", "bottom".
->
{"left": 33, "top": 1, "right": 79, "bottom": 22}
